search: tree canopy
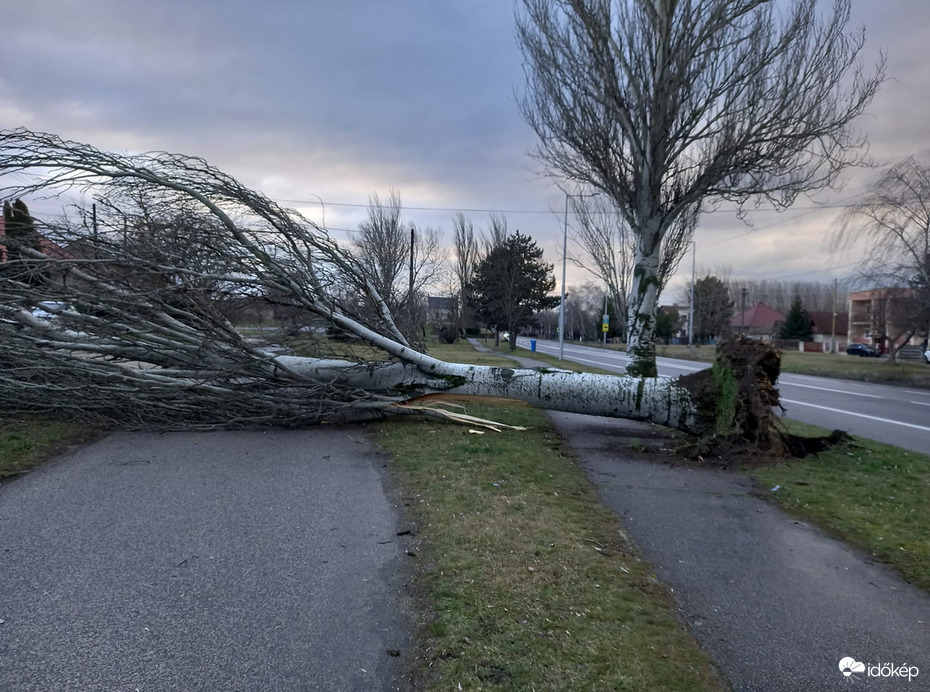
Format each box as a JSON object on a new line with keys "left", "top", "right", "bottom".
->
{"left": 516, "top": 0, "right": 883, "bottom": 376}
{"left": 470, "top": 231, "right": 559, "bottom": 349}
{"left": 0, "top": 127, "right": 810, "bottom": 456}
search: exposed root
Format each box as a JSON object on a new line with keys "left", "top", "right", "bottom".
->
{"left": 677, "top": 336, "right": 847, "bottom": 459}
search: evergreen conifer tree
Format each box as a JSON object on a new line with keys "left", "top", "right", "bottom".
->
{"left": 779, "top": 296, "right": 813, "bottom": 341}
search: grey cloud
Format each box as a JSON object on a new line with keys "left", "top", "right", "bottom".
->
{"left": 3, "top": 1, "right": 929, "bottom": 288}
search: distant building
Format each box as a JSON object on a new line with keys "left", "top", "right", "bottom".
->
{"left": 807, "top": 310, "right": 849, "bottom": 347}
{"left": 729, "top": 302, "right": 785, "bottom": 339}
{"left": 848, "top": 287, "right": 922, "bottom": 351}
{"left": 427, "top": 295, "right": 457, "bottom": 326}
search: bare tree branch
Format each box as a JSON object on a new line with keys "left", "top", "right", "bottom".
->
{"left": 0, "top": 128, "right": 707, "bottom": 432}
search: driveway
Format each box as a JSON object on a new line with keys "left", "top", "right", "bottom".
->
{"left": 0, "top": 428, "right": 412, "bottom": 691}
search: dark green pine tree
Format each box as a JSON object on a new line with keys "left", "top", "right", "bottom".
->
{"left": 693, "top": 275, "right": 733, "bottom": 344}
{"left": 3, "top": 198, "right": 45, "bottom": 285}
{"left": 779, "top": 296, "right": 813, "bottom": 341}
{"left": 470, "top": 231, "right": 560, "bottom": 350}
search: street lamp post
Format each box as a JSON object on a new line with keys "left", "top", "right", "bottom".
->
{"left": 559, "top": 194, "right": 570, "bottom": 360}
{"left": 559, "top": 191, "right": 594, "bottom": 360}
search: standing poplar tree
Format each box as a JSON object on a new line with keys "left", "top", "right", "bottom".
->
{"left": 516, "top": 0, "right": 883, "bottom": 376}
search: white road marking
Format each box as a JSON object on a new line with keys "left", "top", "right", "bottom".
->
{"left": 779, "top": 382, "right": 882, "bottom": 399}
{"left": 781, "top": 398, "right": 930, "bottom": 433}
{"left": 906, "top": 390, "right": 930, "bottom": 397}
{"left": 656, "top": 361, "right": 702, "bottom": 372}
{"left": 911, "top": 401, "right": 930, "bottom": 407}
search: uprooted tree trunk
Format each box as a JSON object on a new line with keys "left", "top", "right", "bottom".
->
{"left": 0, "top": 128, "right": 801, "bottom": 454}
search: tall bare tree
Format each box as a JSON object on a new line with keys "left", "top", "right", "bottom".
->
{"left": 354, "top": 189, "right": 407, "bottom": 310}
{"left": 352, "top": 190, "right": 446, "bottom": 340}
{"left": 483, "top": 212, "right": 509, "bottom": 254}
{"left": 451, "top": 211, "right": 479, "bottom": 331}
{"left": 516, "top": 0, "right": 883, "bottom": 376}
{"left": 566, "top": 193, "right": 635, "bottom": 342}
{"left": 832, "top": 157, "right": 930, "bottom": 355}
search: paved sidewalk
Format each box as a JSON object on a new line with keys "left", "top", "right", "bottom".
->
{"left": 0, "top": 428, "right": 412, "bottom": 692}
{"left": 549, "top": 411, "right": 930, "bottom": 691}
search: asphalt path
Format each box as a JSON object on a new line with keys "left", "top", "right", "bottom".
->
{"left": 548, "top": 411, "right": 930, "bottom": 692}
{"left": 0, "top": 429, "right": 412, "bottom": 691}
{"left": 518, "top": 337, "right": 930, "bottom": 454}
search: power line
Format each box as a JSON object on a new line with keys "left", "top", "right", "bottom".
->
{"left": 279, "top": 194, "right": 865, "bottom": 218}
{"left": 752, "top": 260, "right": 860, "bottom": 282}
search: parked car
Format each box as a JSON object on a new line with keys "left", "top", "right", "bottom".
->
{"left": 846, "top": 343, "right": 881, "bottom": 358}
{"left": 924, "top": 348, "right": 930, "bottom": 364}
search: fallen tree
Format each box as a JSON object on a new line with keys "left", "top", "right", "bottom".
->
{"left": 0, "top": 129, "right": 792, "bottom": 451}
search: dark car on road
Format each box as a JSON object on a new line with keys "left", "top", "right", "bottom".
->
{"left": 846, "top": 343, "right": 881, "bottom": 357}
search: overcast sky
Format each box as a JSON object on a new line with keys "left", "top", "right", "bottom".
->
{"left": 3, "top": 0, "right": 927, "bottom": 300}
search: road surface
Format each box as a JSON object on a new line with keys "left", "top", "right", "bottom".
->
{"left": 517, "top": 337, "right": 930, "bottom": 454}
{"left": 0, "top": 428, "right": 412, "bottom": 691}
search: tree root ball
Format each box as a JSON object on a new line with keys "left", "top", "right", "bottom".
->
{"left": 678, "top": 336, "right": 848, "bottom": 458}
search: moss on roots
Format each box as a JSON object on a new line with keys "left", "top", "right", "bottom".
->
{"left": 679, "top": 336, "right": 790, "bottom": 456}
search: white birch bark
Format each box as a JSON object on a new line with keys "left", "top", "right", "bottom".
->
{"left": 273, "top": 355, "right": 699, "bottom": 432}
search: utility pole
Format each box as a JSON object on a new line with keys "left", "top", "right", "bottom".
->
{"left": 408, "top": 227, "right": 415, "bottom": 317}
{"left": 831, "top": 277, "right": 837, "bottom": 354}
{"left": 559, "top": 191, "right": 595, "bottom": 359}
{"left": 740, "top": 287, "right": 748, "bottom": 333}
{"left": 688, "top": 241, "right": 695, "bottom": 352}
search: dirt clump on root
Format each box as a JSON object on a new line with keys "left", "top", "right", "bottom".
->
{"left": 676, "top": 336, "right": 849, "bottom": 464}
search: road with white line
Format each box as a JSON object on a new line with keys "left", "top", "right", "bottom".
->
{"left": 517, "top": 337, "right": 930, "bottom": 454}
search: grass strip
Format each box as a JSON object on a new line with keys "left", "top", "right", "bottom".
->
{"left": 652, "top": 344, "right": 930, "bottom": 388}
{"left": 0, "top": 416, "right": 97, "bottom": 480}
{"left": 381, "top": 402, "right": 726, "bottom": 691}
{"left": 752, "top": 422, "right": 930, "bottom": 592}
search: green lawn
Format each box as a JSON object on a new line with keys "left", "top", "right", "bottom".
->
{"left": 751, "top": 422, "right": 930, "bottom": 592}
{"left": 388, "top": 340, "right": 726, "bottom": 689}
{"left": 655, "top": 344, "right": 930, "bottom": 387}
{"left": 382, "top": 402, "right": 726, "bottom": 691}
{"left": 0, "top": 416, "right": 98, "bottom": 480}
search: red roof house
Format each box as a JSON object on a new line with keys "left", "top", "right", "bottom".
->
{"left": 729, "top": 302, "right": 786, "bottom": 339}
